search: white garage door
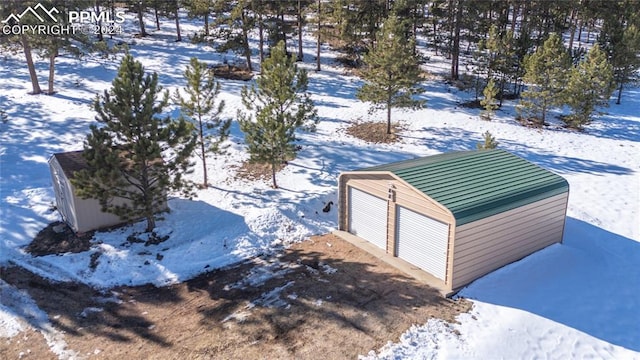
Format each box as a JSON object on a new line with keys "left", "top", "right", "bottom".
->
{"left": 395, "top": 206, "right": 449, "bottom": 280}
{"left": 348, "top": 187, "right": 388, "bottom": 250}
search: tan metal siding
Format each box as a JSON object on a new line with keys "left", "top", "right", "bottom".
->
{"left": 456, "top": 194, "right": 568, "bottom": 235}
{"left": 348, "top": 177, "right": 394, "bottom": 197}
{"left": 393, "top": 184, "right": 452, "bottom": 224}
{"left": 454, "top": 224, "right": 563, "bottom": 280}
{"left": 454, "top": 201, "right": 567, "bottom": 260}
{"left": 451, "top": 192, "right": 568, "bottom": 290}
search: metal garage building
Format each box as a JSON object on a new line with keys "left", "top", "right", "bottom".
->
{"left": 338, "top": 149, "right": 569, "bottom": 293}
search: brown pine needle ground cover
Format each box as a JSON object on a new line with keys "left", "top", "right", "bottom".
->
{"left": 346, "top": 122, "right": 403, "bottom": 144}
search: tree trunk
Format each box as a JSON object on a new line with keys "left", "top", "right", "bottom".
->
{"left": 447, "top": 0, "right": 454, "bottom": 58}
{"left": 280, "top": 12, "right": 287, "bottom": 53}
{"left": 258, "top": 6, "right": 264, "bottom": 64}
{"left": 616, "top": 81, "right": 623, "bottom": 104}
{"left": 450, "top": 0, "right": 462, "bottom": 80}
{"left": 241, "top": 10, "right": 252, "bottom": 71}
{"left": 95, "top": 1, "right": 103, "bottom": 41}
{"left": 47, "top": 48, "right": 57, "bottom": 95}
{"left": 110, "top": 0, "right": 116, "bottom": 39}
{"left": 433, "top": 21, "right": 438, "bottom": 55}
{"left": 138, "top": 1, "right": 147, "bottom": 36}
{"left": 271, "top": 162, "right": 277, "bottom": 188}
{"left": 568, "top": 8, "right": 577, "bottom": 50}
{"left": 498, "top": 74, "right": 505, "bottom": 106}
{"left": 412, "top": 4, "right": 418, "bottom": 56}
{"left": 21, "top": 34, "right": 41, "bottom": 95}
{"left": 199, "top": 117, "right": 208, "bottom": 187}
{"left": 297, "top": 0, "right": 304, "bottom": 61}
{"left": 316, "top": 0, "right": 321, "bottom": 71}
{"left": 386, "top": 97, "right": 392, "bottom": 134}
{"left": 145, "top": 215, "right": 156, "bottom": 232}
{"left": 204, "top": 13, "right": 209, "bottom": 36}
{"left": 175, "top": 5, "right": 182, "bottom": 41}
{"left": 510, "top": 2, "right": 518, "bottom": 33}
{"left": 154, "top": 5, "right": 160, "bottom": 30}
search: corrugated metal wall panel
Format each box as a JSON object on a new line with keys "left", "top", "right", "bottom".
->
{"left": 452, "top": 192, "right": 568, "bottom": 289}
{"left": 348, "top": 187, "right": 388, "bottom": 250}
{"left": 395, "top": 206, "right": 449, "bottom": 280}
{"left": 454, "top": 223, "right": 564, "bottom": 275}
{"left": 394, "top": 189, "right": 451, "bottom": 223}
{"left": 454, "top": 231, "right": 562, "bottom": 286}
{"left": 456, "top": 211, "right": 565, "bottom": 250}
{"left": 455, "top": 195, "right": 568, "bottom": 236}
{"left": 348, "top": 179, "right": 390, "bottom": 199}
{"left": 455, "top": 218, "right": 565, "bottom": 263}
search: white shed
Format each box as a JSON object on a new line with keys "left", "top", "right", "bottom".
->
{"left": 49, "top": 150, "right": 166, "bottom": 233}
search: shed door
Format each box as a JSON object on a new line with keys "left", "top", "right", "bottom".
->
{"left": 348, "top": 187, "right": 387, "bottom": 250}
{"left": 395, "top": 206, "right": 449, "bottom": 280}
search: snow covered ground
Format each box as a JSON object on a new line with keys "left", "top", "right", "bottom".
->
{"left": 1, "top": 11, "right": 639, "bottom": 359}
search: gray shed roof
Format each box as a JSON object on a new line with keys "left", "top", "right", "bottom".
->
{"left": 51, "top": 150, "right": 88, "bottom": 179}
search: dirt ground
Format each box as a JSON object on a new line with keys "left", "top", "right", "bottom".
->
{"left": 1, "top": 234, "right": 470, "bottom": 359}
{"left": 345, "top": 122, "right": 403, "bottom": 144}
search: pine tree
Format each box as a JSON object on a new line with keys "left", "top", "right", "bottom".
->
{"left": 0, "top": 0, "right": 42, "bottom": 94}
{"left": 73, "top": 53, "right": 197, "bottom": 233}
{"left": 596, "top": 2, "right": 640, "bottom": 104}
{"left": 476, "top": 131, "right": 499, "bottom": 150}
{"left": 331, "top": 0, "right": 388, "bottom": 58}
{"left": 562, "top": 44, "right": 614, "bottom": 129}
{"left": 480, "top": 78, "right": 499, "bottom": 120}
{"left": 482, "top": 25, "right": 517, "bottom": 105}
{"left": 174, "top": 57, "right": 230, "bottom": 188}
{"left": 519, "top": 33, "right": 571, "bottom": 126}
{"left": 126, "top": 0, "right": 149, "bottom": 37}
{"left": 238, "top": 40, "right": 317, "bottom": 189}
{"left": 184, "top": 0, "right": 212, "bottom": 36}
{"left": 0, "top": 0, "right": 114, "bottom": 95}
{"left": 356, "top": 14, "right": 424, "bottom": 135}
{"left": 611, "top": 25, "right": 640, "bottom": 104}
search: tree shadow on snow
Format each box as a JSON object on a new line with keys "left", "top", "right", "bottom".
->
{"left": 459, "top": 217, "right": 640, "bottom": 351}
{"left": 407, "top": 126, "right": 633, "bottom": 176}
{"left": 186, "top": 234, "right": 468, "bottom": 357}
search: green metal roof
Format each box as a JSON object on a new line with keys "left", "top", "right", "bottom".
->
{"left": 362, "top": 149, "right": 569, "bottom": 225}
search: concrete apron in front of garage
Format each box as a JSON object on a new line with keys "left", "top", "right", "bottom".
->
{"left": 332, "top": 230, "right": 453, "bottom": 297}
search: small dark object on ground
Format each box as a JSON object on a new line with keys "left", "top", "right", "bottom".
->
{"left": 89, "top": 252, "right": 101, "bottom": 270}
{"left": 145, "top": 232, "right": 170, "bottom": 246}
{"left": 322, "top": 201, "right": 334, "bottom": 213}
